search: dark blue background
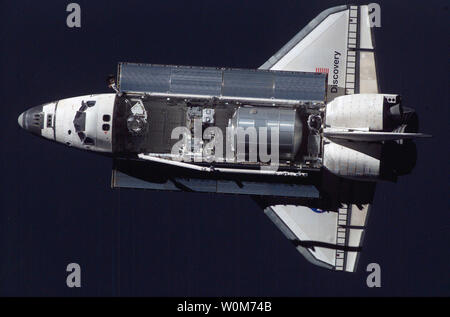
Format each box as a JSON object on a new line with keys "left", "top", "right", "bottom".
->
{"left": 1, "top": 0, "right": 448, "bottom": 296}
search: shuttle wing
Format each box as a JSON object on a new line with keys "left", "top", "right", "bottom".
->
{"left": 260, "top": 4, "right": 379, "bottom": 99}
{"left": 262, "top": 203, "right": 370, "bottom": 272}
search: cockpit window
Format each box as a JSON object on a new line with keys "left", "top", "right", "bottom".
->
{"left": 84, "top": 137, "right": 95, "bottom": 145}
{"left": 73, "top": 111, "right": 86, "bottom": 132}
{"left": 73, "top": 100, "right": 96, "bottom": 147}
{"left": 76, "top": 132, "right": 95, "bottom": 146}
{"left": 46, "top": 114, "right": 53, "bottom": 128}
{"left": 79, "top": 103, "right": 87, "bottom": 112}
{"left": 79, "top": 100, "right": 96, "bottom": 112}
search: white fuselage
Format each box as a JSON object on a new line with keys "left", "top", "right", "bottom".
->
{"left": 19, "top": 93, "right": 116, "bottom": 153}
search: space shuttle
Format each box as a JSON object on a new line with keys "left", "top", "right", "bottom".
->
{"left": 18, "top": 5, "right": 429, "bottom": 272}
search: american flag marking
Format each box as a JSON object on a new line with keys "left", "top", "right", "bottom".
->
{"left": 315, "top": 67, "right": 329, "bottom": 74}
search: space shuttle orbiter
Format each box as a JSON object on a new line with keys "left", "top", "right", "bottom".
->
{"left": 18, "top": 5, "right": 429, "bottom": 272}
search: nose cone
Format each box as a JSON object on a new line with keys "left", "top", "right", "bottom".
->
{"left": 17, "top": 105, "right": 44, "bottom": 135}
{"left": 17, "top": 112, "right": 24, "bottom": 128}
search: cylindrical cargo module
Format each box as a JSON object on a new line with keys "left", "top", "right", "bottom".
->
{"left": 229, "top": 107, "right": 303, "bottom": 162}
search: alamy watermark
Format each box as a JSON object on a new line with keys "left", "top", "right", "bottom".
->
{"left": 369, "top": 3, "right": 381, "bottom": 28}
{"left": 66, "top": 3, "right": 81, "bottom": 28}
{"left": 170, "top": 120, "right": 281, "bottom": 171}
{"left": 366, "top": 263, "right": 381, "bottom": 287}
{"left": 65, "top": 3, "right": 380, "bottom": 29}
{"left": 66, "top": 263, "right": 81, "bottom": 288}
